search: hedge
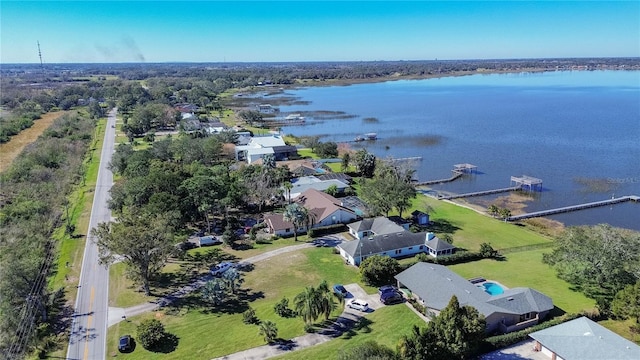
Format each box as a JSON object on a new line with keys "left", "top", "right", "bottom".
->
{"left": 479, "top": 313, "right": 582, "bottom": 354}
{"left": 308, "top": 224, "right": 347, "bottom": 238}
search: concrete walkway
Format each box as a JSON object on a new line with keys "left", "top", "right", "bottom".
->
{"left": 108, "top": 240, "right": 332, "bottom": 327}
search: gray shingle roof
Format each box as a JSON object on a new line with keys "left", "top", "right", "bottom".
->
{"left": 347, "top": 217, "right": 406, "bottom": 236}
{"left": 529, "top": 317, "right": 640, "bottom": 360}
{"left": 425, "top": 237, "right": 456, "bottom": 252}
{"left": 395, "top": 263, "right": 553, "bottom": 318}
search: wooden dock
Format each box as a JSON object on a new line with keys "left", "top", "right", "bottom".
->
{"left": 414, "top": 163, "right": 477, "bottom": 186}
{"left": 439, "top": 186, "right": 520, "bottom": 200}
{"left": 507, "top": 195, "right": 639, "bottom": 221}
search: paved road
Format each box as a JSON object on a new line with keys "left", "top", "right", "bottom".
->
{"left": 67, "top": 109, "right": 117, "bottom": 360}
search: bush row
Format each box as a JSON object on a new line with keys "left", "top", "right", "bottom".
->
{"left": 0, "top": 112, "right": 39, "bottom": 143}
{"left": 480, "top": 313, "right": 583, "bottom": 353}
{"left": 307, "top": 224, "right": 347, "bottom": 238}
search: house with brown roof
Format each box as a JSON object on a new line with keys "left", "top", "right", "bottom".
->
{"left": 264, "top": 189, "right": 358, "bottom": 237}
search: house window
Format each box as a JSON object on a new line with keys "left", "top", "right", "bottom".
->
{"left": 395, "top": 249, "right": 402, "bottom": 254}
{"left": 285, "top": 228, "right": 290, "bottom": 232}
{"left": 419, "top": 245, "right": 423, "bottom": 249}
{"left": 408, "top": 247, "right": 413, "bottom": 250}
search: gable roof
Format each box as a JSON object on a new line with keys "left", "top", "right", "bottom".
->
{"left": 347, "top": 216, "right": 406, "bottom": 236}
{"left": 296, "top": 188, "right": 356, "bottom": 223}
{"left": 266, "top": 189, "right": 357, "bottom": 232}
{"left": 339, "top": 231, "right": 428, "bottom": 258}
{"left": 395, "top": 263, "right": 553, "bottom": 318}
{"left": 529, "top": 317, "right": 640, "bottom": 360}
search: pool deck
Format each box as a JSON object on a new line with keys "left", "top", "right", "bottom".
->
{"left": 472, "top": 279, "right": 509, "bottom": 295}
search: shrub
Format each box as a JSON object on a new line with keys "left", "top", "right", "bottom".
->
{"left": 137, "top": 319, "right": 165, "bottom": 350}
{"left": 274, "top": 297, "right": 296, "bottom": 318}
{"left": 243, "top": 308, "right": 260, "bottom": 325}
{"left": 360, "top": 255, "right": 401, "bottom": 286}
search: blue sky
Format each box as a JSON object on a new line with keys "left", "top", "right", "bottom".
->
{"left": 1, "top": 1, "right": 639, "bottom": 63}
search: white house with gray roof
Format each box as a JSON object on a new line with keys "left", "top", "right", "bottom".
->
{"left": 529, "top": 316, "right": 640, "bottom": 360}
{"left": 395, "top": 263, "right": 553, "bottom": 333}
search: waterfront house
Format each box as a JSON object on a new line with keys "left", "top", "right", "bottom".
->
{"left": 234, "top": 135, "right": 294, "bottom": 163}
{"left": 395, "top": 263, "right": 553, "bottom": 333}
{"left": 529, "top": 316, "right": 640, "bottom": 360}
{"left": 264, "top": 189, "right": 358, "bottom": 237}
{"left": 289, "top": 176, "right": 350, "bottom": 199}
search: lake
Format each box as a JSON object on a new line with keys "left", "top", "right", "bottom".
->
{"left": 277, "top": 70, "right": 640, "bottom": 230}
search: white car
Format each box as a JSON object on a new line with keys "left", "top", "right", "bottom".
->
{"left": 210, "top": 261, "right": 233, "bottom": 276}
{"left": 347, "top": 299, "right": 369, "bottom": 312}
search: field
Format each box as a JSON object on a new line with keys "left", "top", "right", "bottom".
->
{"left": 0, "top": 111, "right": 66, "bottom": 172}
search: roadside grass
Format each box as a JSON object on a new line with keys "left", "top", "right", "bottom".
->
{"left": 48, "top": 116, "right": 106, "bottom": 358}
{"left": 106, "top": 246, "right": 374, "bottom": 359}
{"left": 109, "top": 263, "right": 157, "bottom": 308}
{"left": 406, "top": 195, "right": 553, "bottom": 252}
{"left": 50, "top": 117, "right": 106, "bottom": 294}
{"left": 274, "top": 304, "right": 424, "bottom": 360}
{"left": 448, "top": 249, "right": 595, "bottom": 315}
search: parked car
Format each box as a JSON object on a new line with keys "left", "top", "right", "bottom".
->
{"left": 197, "top": 235, "right": 221, "bottom": 247}
{"left": 380, "top": 291, "right": 403, "bottom": 305}
{"left": 378, "top": 285, "right": 397, "bottom": 295}
{"left": 347, "top": 299, "right": 369, "bottom": 312}
{"left": 175, "top": 241, "right": 196, "bottom": 251}
{"left": 211, "top": 261, "right": 233, "bottom": 276}
{"left": 333, "top": 284, "right": 348, "bottom": 297}
{"left": 118, "top": 335, "right": 133, "bottom": 352}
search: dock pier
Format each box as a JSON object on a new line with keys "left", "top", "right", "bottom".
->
{"left": 415, "top": 163, "right": 477, "bottom": 186}
{"left": 439, "top": 186, "right": 520, "bottom": 200}
{"left": 507, "top": 195, "right": 639, "bottom": 221}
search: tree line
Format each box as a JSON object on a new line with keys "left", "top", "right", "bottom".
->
{"left": 0, "top": 112, "right": 96, "bottom": 356}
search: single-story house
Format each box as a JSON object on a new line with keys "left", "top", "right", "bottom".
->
{"left": 347, "top": 216, "right": 407, "bottom": 240}
{"left": 411, "top": 210, "right": 430, "bottom": 225}
{"left": 289, "top": 176, "right": 350, "bottom": 199}
{"left": 529, "top": 316, "right": 640, "bottom": 360}
{"left": 337, "top": 230, "right": 454, "bottom": 265}
{"left": 235, "top": 135, "right": 292, "bottom": 163}
{"left": 264, "top": 189, "right": 358, "bottom": 237}
{"left": 395, "top": 263, "right": 553, "bottom": 333}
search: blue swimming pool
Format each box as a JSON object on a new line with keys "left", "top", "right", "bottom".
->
{"left": 482, "top": 282, "right": 504, "bottom": 296}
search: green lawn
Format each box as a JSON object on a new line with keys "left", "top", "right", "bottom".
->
{"left": 275, "top": 304, "right": 424, "bottom": 360}
{"left": 599, "top": 319, "right": 640, "bottom": 345}
{"left": 407, "top": 196, "right": 553, "bottom": 252}
{"left": 106, "top": 246, "right": 374, "bottom": 359}
{"left": 448, "top": 249, "right": 595, "bottom": 314}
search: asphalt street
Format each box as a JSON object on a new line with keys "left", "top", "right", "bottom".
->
{"left": 66, "top": 108, "right": 117, "bottom": 360}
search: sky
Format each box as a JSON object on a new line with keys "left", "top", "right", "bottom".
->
{"left": 1, "top": 1, "right": 639, "bottom": 63}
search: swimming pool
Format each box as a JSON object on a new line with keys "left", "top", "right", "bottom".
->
{"left": 481, "top": 282, "right": 504, "bottom": 296}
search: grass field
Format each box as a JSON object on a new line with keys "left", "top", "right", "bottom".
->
{"left": 106, "top": 246, "right": 374, "bottom": 359}
{"left": 407, "top": 196, "right": 553, "bottom": 252}
{"left": 274, "top": 304, "right": 423, "bottom": 360}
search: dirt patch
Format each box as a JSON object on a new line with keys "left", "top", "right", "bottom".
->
{"left": 0, "top": 111, "right": 66, "bottom": 173}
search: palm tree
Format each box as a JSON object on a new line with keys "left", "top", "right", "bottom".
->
{"left": 283, "top": 181, "right": 293, "bottom": 204}
{"left": 258, "top": 320, "right": 278, "bottom": 343}
{"left": 294, "top": 286, "right": 321, "bottom": 325}
{"left": 317, "top": 281, "right": 337, "bottom": 320}
{"left": 282, "top": 203, "right": 315, "bottom": 242}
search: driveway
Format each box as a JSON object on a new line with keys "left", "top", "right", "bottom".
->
{"left": 343, "top": 283, "right": 384, "bottom": 311}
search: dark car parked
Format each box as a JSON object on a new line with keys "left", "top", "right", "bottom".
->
{"left": 118, "top": 335, "right": 133, "bottom": 352}
{"left": 380, "top": 291, "right": 404, "bottom": 305}
{"left": 378, "top": 285, "right": 396, "bottom": 295}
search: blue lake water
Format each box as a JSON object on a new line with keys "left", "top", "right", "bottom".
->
{"left": 278, "top": 71, "right": 640, "bottom": 230}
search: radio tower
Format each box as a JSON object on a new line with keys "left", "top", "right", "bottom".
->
{"left": 37, "top": 41, "right": 44, "bottom": 77}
